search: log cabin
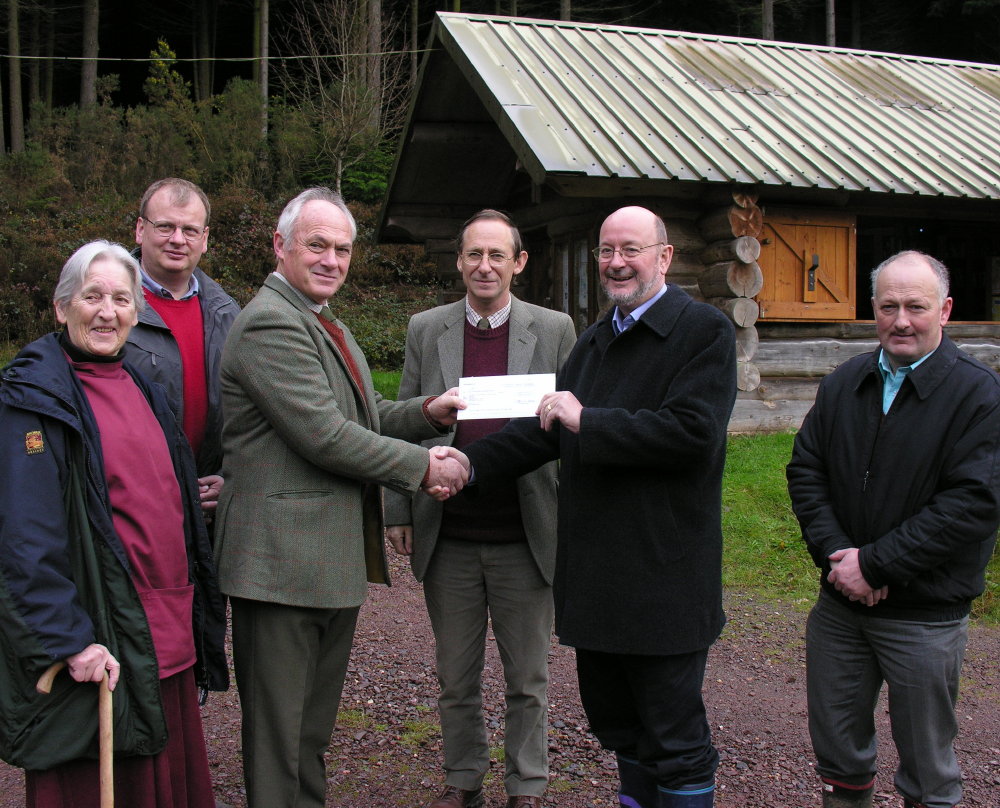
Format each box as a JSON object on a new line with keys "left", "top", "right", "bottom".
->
{"left": 377, "top": 12, "right": 1000, "bottom": 432}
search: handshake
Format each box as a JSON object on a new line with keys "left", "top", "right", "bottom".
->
{"left": 420, "top": 445, "right": 471, "bottom": 501}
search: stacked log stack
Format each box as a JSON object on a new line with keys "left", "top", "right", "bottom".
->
{"left": 698, "top": 189, "right": 764, "bottom": 392}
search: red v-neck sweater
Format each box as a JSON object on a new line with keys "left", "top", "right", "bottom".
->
{"left": 144, "top": 291, "right": 208, "bottom": 461}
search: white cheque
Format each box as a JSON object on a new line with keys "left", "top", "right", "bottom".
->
{"left": 456, "top": 373, "right": 556, "bottom": 420}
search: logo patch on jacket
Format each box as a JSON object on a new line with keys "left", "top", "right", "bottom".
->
{"left": 25, "top": 430, "right": 45, "bottom": 455}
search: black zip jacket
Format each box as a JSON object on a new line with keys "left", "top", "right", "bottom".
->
{"left": 787, "top": 335, "right": 1000, "bottom": 621}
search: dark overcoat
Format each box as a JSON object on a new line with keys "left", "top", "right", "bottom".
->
{"left": 464, "top": 285, "right": 737, "bottom": 655}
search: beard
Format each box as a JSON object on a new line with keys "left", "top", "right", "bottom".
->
{"left": 601, "top": 271, "right": 661, "bottom": 310}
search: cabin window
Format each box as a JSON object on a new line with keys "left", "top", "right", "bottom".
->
{"left": 856, "top": 217, "right": 1000, "bottom": 322}
{"left": 553, "top": 234, "right": 597, "bottom": 331}
{"left": 757, "top": 210, "right": 856, "bottom": 321}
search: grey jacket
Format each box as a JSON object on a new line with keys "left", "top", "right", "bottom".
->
{"left": 123, "top": 267, "right": 240, "bottom": 477}
{"left": 383, "top": 296, "right": 577, "bottom": 583}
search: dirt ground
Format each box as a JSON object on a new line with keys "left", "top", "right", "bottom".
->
{"left": 2, "top": 557, "right": 998, "bottom": 808}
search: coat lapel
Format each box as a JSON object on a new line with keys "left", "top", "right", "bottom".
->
{"left": 265, "top": 274, "right": 372, "bottom": 426}
{"left": 436, "top": 302, "right": 466, "bottom": 387}
{"left": 507, "top": 296, "right": 537, "bottom": 376}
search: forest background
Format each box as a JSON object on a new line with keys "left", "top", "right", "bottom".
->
{"left": 2, "top": 0, "right": 1000, "bottom": 366}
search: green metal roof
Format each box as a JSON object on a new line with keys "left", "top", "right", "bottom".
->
{"left": 441, "top": 12, "right": 1000, "bottom": 195}
{"left": 380, "top": 13, "right": 1000, "bottom": 240}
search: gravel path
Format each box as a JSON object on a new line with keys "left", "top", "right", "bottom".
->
{"left": 2, "top": 557, "right": 997, "bottom": 807}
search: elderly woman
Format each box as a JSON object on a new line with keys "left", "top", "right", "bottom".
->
{"left": 0, "top": 241, "right": 227, "bottom": 807}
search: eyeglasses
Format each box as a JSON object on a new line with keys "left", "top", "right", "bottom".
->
{"left": 142, "top": 217, "right": 206, "bottom": 241}
{"left": 592, "top": 242, "right": 664, "bottom": 263}
{"left": 460, "top": 250, "right": 514, "bottom": 269}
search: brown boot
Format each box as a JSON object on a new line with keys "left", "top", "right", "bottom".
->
{"left": 505, "top": 798, "right": 543, "bottom": 808}
{"left": 425, "top": 784, "right": 485, "bottom": 808}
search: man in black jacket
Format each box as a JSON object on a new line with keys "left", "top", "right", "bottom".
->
{"left": 126, "top": 178, "right": 240, "bottom": 524}
{"left": 787, "top": 251, "right": 1000, "bottom": 808}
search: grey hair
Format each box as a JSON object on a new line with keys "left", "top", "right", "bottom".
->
{"left": 276, "top": 187, "right": 357, "bottom": 243}
{"left": 53, "top": 240, "right": 146, "bottom": 313}
{"left": 871, "top": 250, "right": 950, "bottom": 303}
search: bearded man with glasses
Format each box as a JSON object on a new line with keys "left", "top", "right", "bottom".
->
{"left": 125, "top": 178, "right": 240, "bottom": 536}
{"left": 462, "top": 206, "right": 737, "bottom": 808}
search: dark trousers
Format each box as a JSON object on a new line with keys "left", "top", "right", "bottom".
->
{"left": 806, "top": 591, "right": 967, "bottom": 807}
{"left": 230, "top": 597, "right": 360, "bottom": 808}
{"left": 575, "top": 647, "right": 718, "bottom": 789}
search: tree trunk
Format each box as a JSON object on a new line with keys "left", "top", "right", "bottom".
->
{"left": 8, "top": 0, "right": 25, "bottom": 152}
{"left": 43, "top": 0, "right": 54, "bottom": 111}
{"left": 709, "top": 297, "right": 760, "bottom": 328}
{"left": 736, "top": 360, "right": 761, "bottom": 392}
{"left": 0, "top": 45, "right": 5, "bottom": 153}
{"left": 259, "top": 0, "right": 269, "bottom": 137}
{"left": 560, "top": 0, "right": 571, "bottom": 20}
{"left": 410, "top": 0, "right": 419, "bottom": 84}
{"left": 826, "top": 0, "right": 836, "bottom": 46}
{"left": 699, "top": 205, "right": 764, "bottom": 241}
{"left": 194, "top": 0, "right": 217, "bottom": 102}
{"left": 368, "top": 0, "right": 382, "bottom": 127}
{"left": 735, "top": 325, "right": 760, "bottom": 362}
{"left": 28, "top": 2, "right": 40, "bottom": 111}
{"left": 850, "top": 0, "right": 861, "bottom": 48}
{"left": 699, "top": 260, "right": 764, "bottom": 299}
{"left": 700, "top": 236, "right": 761, "bottom": 265}
{"left": 80, "top": 0, "right": 99, "bottom": 109}
{"left": 761, "top": 0, "right": 774, "bottom": 39}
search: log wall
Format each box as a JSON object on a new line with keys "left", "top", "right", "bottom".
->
{"left": 730, "top": 324, "right": 1000, "bottom": 433}
{"left": 695, "top": 189, "right": 764, "bottom": 392}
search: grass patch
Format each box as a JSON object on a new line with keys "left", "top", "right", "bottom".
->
{"left": 400, "top": 718, "right": 439, "bottom": 749}
{"left": 972, "top": 553, "right": 999, "bottom": 624}
{"left": 722, "top": 432, "right": 814, "bottom": 606}
{"left": 337, "top": 708, "right": 376, "bottom": 730}
{"left": 1, "top": 341, "right": 17, "bottom": 366}
{"left": 371, "top": 370, "right": 402, "bottom": 400}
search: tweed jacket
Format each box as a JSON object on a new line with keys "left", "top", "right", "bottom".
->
{"left": 215, "top": 274, "right": 443, "bottom": 609}
{"left": 383, "top": 296, "right": 577, "bottom": 583}
{"left": 464, "top": 285, "right": 737, "bottom": 656}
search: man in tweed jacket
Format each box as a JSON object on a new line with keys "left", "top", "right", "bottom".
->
{"left": 215, "top": 187, "right": 467, "bottom": 808}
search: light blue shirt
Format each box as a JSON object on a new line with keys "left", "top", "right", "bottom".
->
{"left": 877, "top": 348, "right": 934, "bottom": 414}
{"left": 612, "top": 283, "right": 668, "bottom": 335}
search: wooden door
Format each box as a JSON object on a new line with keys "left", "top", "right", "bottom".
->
{"left": 757, "top": 210, "right": 857, "bottom": 320}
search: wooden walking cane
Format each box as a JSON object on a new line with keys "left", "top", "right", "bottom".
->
{"left": 36, "top": 661, "right": 114, "bottom": 808}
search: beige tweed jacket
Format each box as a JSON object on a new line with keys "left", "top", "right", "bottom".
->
{"left": 382, "top": 295, "right": 577, "bottom": 584}
{"left": 215, "top": 274, "right": 441, "bottom": 609}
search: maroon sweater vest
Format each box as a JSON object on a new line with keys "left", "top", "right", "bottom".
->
{"left": 439, "top": 320, "right": 527, "bottom": 544}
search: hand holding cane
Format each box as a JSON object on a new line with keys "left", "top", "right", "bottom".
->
{"left": 36, "top": 661, "right": 114, "bottom": 808}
